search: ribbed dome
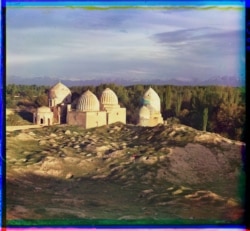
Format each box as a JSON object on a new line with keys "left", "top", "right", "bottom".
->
{"left": 37, "top": 106, "right": 52, "bottom": 113}
{"left": 139, "top": 106, "right": 150, "bottom": 119}
{"left": 100, "top": 88, "right": 118, "bottom": 105}
{"left": 77, "top": 90, "right": 100, "bottom": 112}
{"left": 49, "top": 82, "right": 71, "bottom": 100}
{"left": 143, "top": 87, "right": 161, "bottom": 112}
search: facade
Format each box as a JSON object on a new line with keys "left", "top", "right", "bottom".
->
{"left": 100, "top": 88, "right": 126, "bottom": 125}
{"left": 139, "top": 87, "right": 163, "bottom": 127}
{"left": 48, "top": 82, "right": 72, "bottom": 124}
{"left": 33, "top": 106, "right": 54, "bottom": 125}
{"left": 67, "top": 88, "right": 126, "bottom": 129}
{"left": 67, "top": 90, "right": 107, "bottom": 128}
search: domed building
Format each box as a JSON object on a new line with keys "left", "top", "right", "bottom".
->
{"left": 48, "top": 82, "right": 71, "bottom": 107}
{"left": 139, "top": 87, "right": 163, "bottom": 127}
{"left": 48, "top": 82, "right": 72, "bottom": 124}
{"left": 67, "top": 88, "right": 126, "bottom": 129}
{"left": 33, "top": 106, "right": 54, "bottom": 125}
{"left": 100, "top": 88, "right": 126, "bottom": 124}
{"left": 77, "top": 90, "right": 100, "bottom": 112}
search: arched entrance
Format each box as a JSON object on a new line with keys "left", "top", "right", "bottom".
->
{"left": 40, "top": 118, "right": 44, "bottom": 124}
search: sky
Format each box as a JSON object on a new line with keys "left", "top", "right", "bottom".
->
{"left": 6, "top": 5, "right": 245, "bottom": 84}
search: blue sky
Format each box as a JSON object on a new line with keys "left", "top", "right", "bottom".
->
{"left": 6, "top": 5, "right": 245, "bottom": 84}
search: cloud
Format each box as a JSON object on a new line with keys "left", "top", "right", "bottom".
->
{"left": 6, "top": 7, "right": 244, "bottom": 82}
{"left": 152, "top": 27, "right": 243, "bottom": 58}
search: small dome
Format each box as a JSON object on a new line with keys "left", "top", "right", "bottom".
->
{"left": 49, "top": 82, "right": 71, "bottom": 100}
{"left": 139, "top": 106, "right": 150, "bottom": 119}
{"left": 143, "top": 87, "right": 161, "bottom": 112}
{"left": 77, "top": 90, "right": 100, "bottom": 112}
{"left": 37, "top": 106, "right": 52, "bottom": 113}
{"left": 100, "top": 88, "right": 118, "bottom": 105}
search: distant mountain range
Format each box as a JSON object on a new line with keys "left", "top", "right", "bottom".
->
{"left": 6, "top": 75, "right": 245, "bottom": 87}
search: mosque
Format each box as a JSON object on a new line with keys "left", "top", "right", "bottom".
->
{"left": 139, "top": 87, "right": 164, "bottom": 127}
{"left": 33, "top": 82, "right": 164, "bottom": 128}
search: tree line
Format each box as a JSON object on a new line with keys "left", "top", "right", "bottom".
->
{"left": 6, "top": 83, "right": 245, "bottom": 141}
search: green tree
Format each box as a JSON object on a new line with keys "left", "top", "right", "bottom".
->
{"left": 202, "top": 107, "right": 208, "bottom": 131}
{"left": 164, "top": 86, "right": 172, "bottom": 110}
{"left": 175, "top": 92, "right": 183, "bottom": 117}
{"left": 35, "top": 94, "right": 48, "bottom": 107}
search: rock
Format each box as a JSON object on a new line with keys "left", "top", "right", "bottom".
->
{"left": 185, "top": 190, "right": 225, "bottom": 202}
{"left": 65, "top": 130, "right": 71, "bottom": 135}
{"left": 96, "top": 146, "right": 110, "bottom": 152}
{"left": 39, "top": 140, "right": 46, "bottom": 145}
{"left": 73, "top": 145, "right": 80, "bottom": 149}
{"left": 46, "top": 169, "right": 62, "bottom": 177}
{"left": 92, "top": 175, "right": 108, "bottom": 179}
{"left": 50, "top": 133, "right": 57, "bottom": 137}
{"left": 86, "top": 154, "right": 92, "bottom": 157}
{"left": 20, "top": 158, "right": 27, "bottom": 163}
{"left": 147, "top": 136, "right": 153, "bottom": 141}
{"left": 14, "top": 205, "right": 28, "bottom": 213}
{"left": 226, "top": 198, "right": 238, "bottom": 207}
{"left": 65, "top": 173, "right": 74, "bottom": 179}
{"left": 142, "top": 189, "right": 154, "bottom": 194}
{"left": 172, "top": 189, "right": 183, "bottom": 195}
{"left": 118, "top": 215, "right": 140, "bottom": 220}
{"left": 180, "top": 186, "right": 192, "bottom": 191}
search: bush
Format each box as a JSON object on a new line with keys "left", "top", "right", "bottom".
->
{"left": 165, "top": 117, "right": 180, "bottom": 124}
{"left": 6, "top": 113, "right": 32, "bottom": 126}
{"left": 6, "top": 114, "right": 22, "bottom": 126}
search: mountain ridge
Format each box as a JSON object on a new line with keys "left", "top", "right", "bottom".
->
{"left": 6, "top": 75, "right": 244, "bottom": 87}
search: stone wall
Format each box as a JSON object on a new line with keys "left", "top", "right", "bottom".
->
{"left": 67, "top": 111, "right": 106, "bottom": 129}
{"left": 107, "top": 108, "right": 126, "bottom": 125}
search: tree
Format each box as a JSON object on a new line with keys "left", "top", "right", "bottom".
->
{"left": 164, "top": 86, "right": 172, "bottom": 110}
{"left": 202, "top": 107, "right": 208, "bottom": 131}
{"left": 175, "top": 92, "right": 183, "bottom": 117}
{"left": 35, "top": 95, "right": 48, "bottom": 107}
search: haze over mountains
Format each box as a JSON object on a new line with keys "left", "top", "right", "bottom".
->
{"left": 7, "top": 75, "right": 244, "bottom": 87}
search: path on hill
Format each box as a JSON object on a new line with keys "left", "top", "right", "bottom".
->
{"left": 6, "top": 125, "right": 45, "bottom": 132}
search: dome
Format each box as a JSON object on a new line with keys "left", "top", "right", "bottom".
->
{"left": 139, "top": 106, "right": 150, "bottom": 119}
{"left": 49, "top": 82, "right": 71, "bottom": 101}
{"left": 143, "top": 87, "right": 161, "bottom": 112}
{"left": 100, "top": 88, "right": 118, "bottom": 105}
{"left": 77, "top": 90, "right": 100, "bottom": 112}
{"left": 37, "top": 106, "right": 52, "bottom": 113}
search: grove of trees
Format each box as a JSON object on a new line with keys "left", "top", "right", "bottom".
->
{"left": 6, "top": 83, "right": 245, "bottom": 141}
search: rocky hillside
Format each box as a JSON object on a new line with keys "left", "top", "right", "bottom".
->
{"left": 6, "top": 123, "right": 245, "bottom": 224}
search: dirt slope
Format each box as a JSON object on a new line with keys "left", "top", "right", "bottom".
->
{"left": 6, "top": 123, "right": 245, "bottom": 224}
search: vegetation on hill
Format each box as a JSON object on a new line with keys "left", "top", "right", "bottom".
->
{"left": 6, "top": 83, "right": 245, "bottom": 141}
{"left": 6, "top": 123, "right": 245, "bottom": 223}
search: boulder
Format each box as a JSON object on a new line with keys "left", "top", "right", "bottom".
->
{"left": 65, "top": 173, "right": 74, "bottom": 179}
{"left": 65, "top": 130, "right": 71, "bottom": 135}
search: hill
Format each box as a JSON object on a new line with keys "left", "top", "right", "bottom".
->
{"left": 6, "top": 123, "right": 245, "bottom": 224}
